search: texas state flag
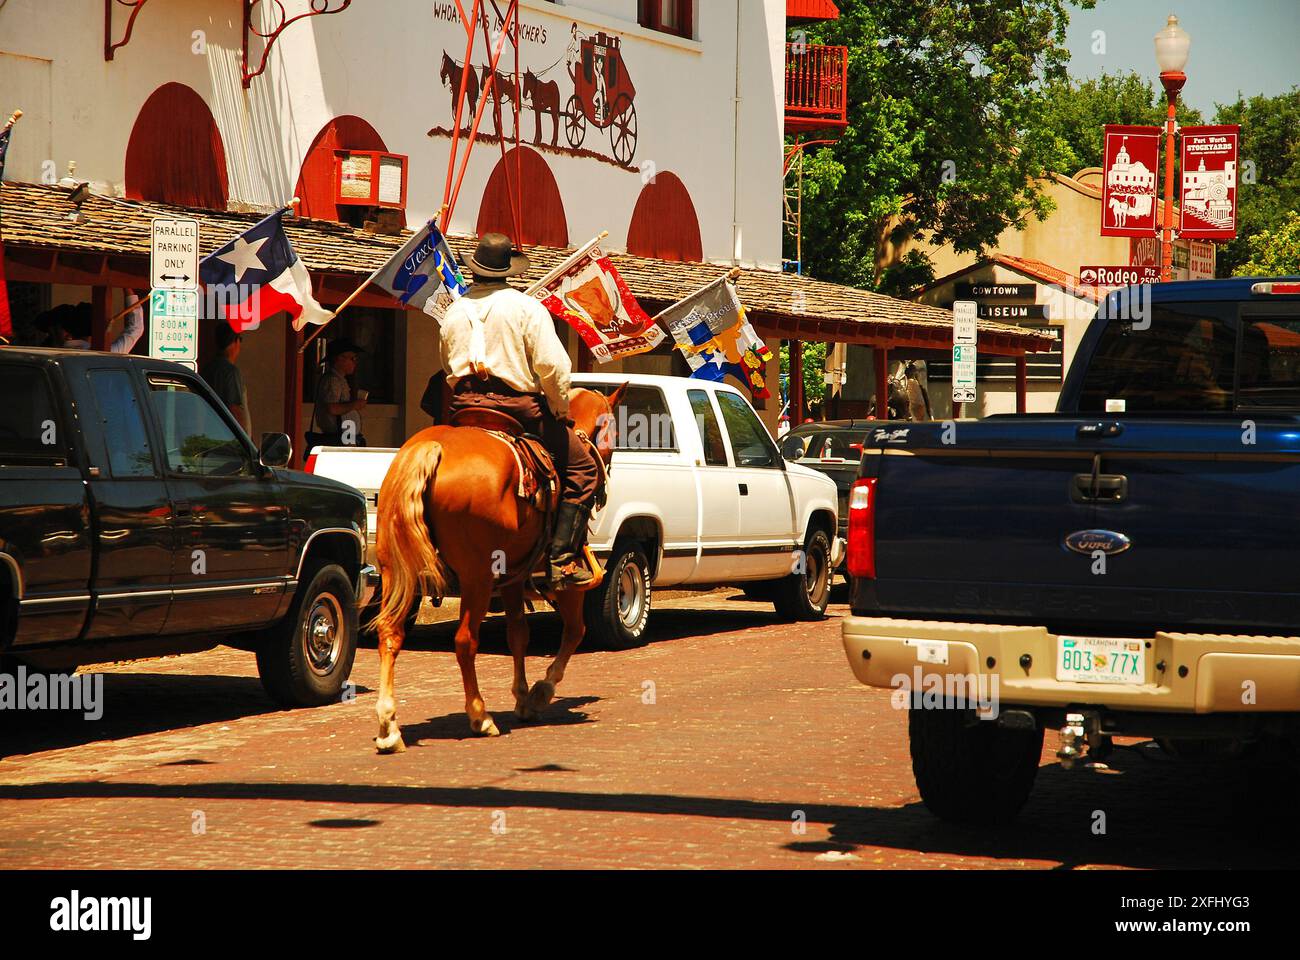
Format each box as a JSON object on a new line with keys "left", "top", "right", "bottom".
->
{"left": 199, "top": 210, "right": 332, "bottom": 333}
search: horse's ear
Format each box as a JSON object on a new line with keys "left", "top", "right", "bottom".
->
{"left": 606, "top": 381, "right": 630, "bottom": 412}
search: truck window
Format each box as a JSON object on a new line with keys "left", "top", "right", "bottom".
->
{"left": 0, "top": 363, "right": 66, "bottom": 465}
{"left": 1238, "top": 317, "right": 1300, "bottom": 411}
{"left": 87, "top": 369, "right": 156, "bottom": 478}
{"left": 715, "top": 391, "right": 778, "bottom": 468}
{"left": 1076, "top": 304, "right": 1238, "bottom": 413}
{"left": 146, "top": 376, "right": 252, "bottom": 477}
{"left": 687, "top": 389, "right": 728, "bottom": 466}
{"left": 578, "top": 383, "right": 677, "bottom": 451}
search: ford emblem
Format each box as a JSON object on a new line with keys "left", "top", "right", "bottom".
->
{"left": 1064, "top": 529, "right": 1131, "bottom": 556}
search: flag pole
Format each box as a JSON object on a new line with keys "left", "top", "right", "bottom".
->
{"left": 653, "top": 267, "right": 744, "bottom": 325}
{"left": 299, "top": 204, "right": 450, "bottom": 354}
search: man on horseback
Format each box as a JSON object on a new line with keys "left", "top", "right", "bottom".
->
{"left": 436, "top": 233, "right": 600, "bottom": 588}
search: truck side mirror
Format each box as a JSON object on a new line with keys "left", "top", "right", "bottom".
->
{"left": 259, "top": 432, "right": 292, "bottom": 469}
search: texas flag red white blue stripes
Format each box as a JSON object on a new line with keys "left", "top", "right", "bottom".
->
{"left": 199, "top": 210, "right": 332, "bottom": 333}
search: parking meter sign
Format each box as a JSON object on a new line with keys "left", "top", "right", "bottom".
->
{"left": 953, "top": 300, "right": 978, "bottom": 345}
{"left": 952, "top": 343, "right": 977, "bottom": 404}
{"left": 151, "top": 218, "right": 200, "bottom": 291}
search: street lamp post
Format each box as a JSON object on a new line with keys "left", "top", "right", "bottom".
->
{"left": 1155, "top": 14, "right": 1191, "bottom": 283}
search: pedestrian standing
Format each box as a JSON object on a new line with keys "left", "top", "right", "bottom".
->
{"left": 202, "top": 321, "right": 252, "bottom": 436}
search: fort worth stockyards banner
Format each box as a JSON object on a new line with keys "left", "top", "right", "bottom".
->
{"left": 528, "top": 241, "right": 665, "bottom": 362}
{"left": 1180, "top": 125, "right": 1240, "bottom": 241}
{"left": 1100, "top": 125, "right": 1161, "bottom": 238}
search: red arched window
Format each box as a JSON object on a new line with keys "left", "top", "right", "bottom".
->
{"left": 477, "top": 146, "right": 568, "bottom": 247}
{"left": 294, "top": 116, "right": 388, "bottom": 221}
{"left": 125, "top": 83, "right": 228, "bottom": 209}
{"left": 626, "top": 172, "right": 703, "bottom": 262}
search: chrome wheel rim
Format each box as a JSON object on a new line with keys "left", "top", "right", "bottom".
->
{"left": 303, "top": 592, "right": 344, "bottom": 676}
{"left": 617, "top": 562, "right": 646, "bottom": 630}
{"left": 805, "top": 543, "right": 829, "bottom": 608}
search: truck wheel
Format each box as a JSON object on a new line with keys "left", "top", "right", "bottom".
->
{"left": 771, "top": 528, "right": 832, "bottom": 622}
{"left": 256, "top": 562, "right": 358, "bottom": 708}
{"left": 909, "top": 707, "right": 1044, "bottom": 825}
{"left": 584, "top": 542, "right": 652, "bottom": 650}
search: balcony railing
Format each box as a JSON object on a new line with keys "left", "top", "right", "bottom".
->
{"left": 784, "top": 42, "right": 848, "bottom": 133}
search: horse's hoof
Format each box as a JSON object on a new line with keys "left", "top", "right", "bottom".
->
{"left": 375, "top": 731, "right": 406, "bottom": 754}
{"left": 472, "top": 715, "right": 500, "bottom": 737}
{"left": 515, "top": 702, "right": 538, "bottom": 724}
{"left": 526, "top": 680, "right": 556, "bottom": 714}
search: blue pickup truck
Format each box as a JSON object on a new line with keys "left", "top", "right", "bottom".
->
{"left": 840, "top": 277, "right": 1300, "bottom": 824}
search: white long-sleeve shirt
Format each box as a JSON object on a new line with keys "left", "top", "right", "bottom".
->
{"left": 435, "top": 287, "right": 572, "bottom": 418}
{"left": 110, "top": 294, "right": 145, "bottom": 354}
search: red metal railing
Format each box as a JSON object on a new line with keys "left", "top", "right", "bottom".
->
{"left": 784, "top": 43, "right": 848, "bottom": 131}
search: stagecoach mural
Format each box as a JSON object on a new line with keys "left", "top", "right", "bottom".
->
{"left": 429, "top": 7, "right": 641, "bottom": 172}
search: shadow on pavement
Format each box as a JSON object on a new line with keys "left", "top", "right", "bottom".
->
{"left": 1, "top": 743, "right": 1295, "bottom": 868}
{"left": 0, "top": 673, "right": 324, "bottom": 758}
{"left": 399, "top": 695, "right": 599, "bottom": 745}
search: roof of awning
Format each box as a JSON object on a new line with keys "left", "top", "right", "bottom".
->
{"left": 0, "top": 181, "right": 1054, "bottom": 355}
{"left": 786, "top": 0, "right": 840, "bottom": 23}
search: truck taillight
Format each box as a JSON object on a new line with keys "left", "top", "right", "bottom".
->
{"left": 847, "top": 477, "right": 877, "bottom": 579}
{"left": 303, "top": 453, "right": 317, "bottom": 474}
{"left": 1251, "top": 282, "right": 1300, "bottom": 295}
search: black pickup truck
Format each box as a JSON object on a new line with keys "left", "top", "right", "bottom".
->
{"left": 0, "top": 347, "right": 370, "bottom": 707}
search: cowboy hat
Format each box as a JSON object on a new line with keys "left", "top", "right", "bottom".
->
{"left": 466, "top": 232, "right": 530, "bottom": 279}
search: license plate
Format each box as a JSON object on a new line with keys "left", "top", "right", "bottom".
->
{"left": 1055, "top": 636, "right": 1146, "bottom": 684}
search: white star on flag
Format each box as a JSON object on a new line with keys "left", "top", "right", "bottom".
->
{"left": 217, "top": 236, "right": 269, "bottom": 282}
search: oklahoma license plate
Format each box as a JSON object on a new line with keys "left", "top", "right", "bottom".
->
{"left": 1056, "top": 636, "right": 1146, "bottom": 684}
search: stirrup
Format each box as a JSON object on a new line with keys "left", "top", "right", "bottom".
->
{"left": 549, "top": 554, "right": 594, "bottom": 588}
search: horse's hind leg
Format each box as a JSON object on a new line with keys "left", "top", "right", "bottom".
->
{"left": 501, "top": 584, "right": 535, "bottom": 721}
{"left": 455, "top": 571, "right": 499, "bottom": 736}
{"left": 375, "top": 617, "right": 407, "bottom": 754}
{"left": 526, "top": 588, "right": 585, "bottom": 715}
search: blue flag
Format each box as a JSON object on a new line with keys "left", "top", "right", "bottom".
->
{"left": 371, "top": 220, "right": 467, "bottom": 320}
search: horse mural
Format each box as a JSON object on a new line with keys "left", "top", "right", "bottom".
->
{"left": 371, "top": 384, "right": 628, "bottom": 752}
{"left": 480, "top": 65, "right": 520, "bottom": 140}
{"left": 440, "top": 51, "right": 480, "bottom": 134}
{"left": 523, "top": 68, "right": 561, "bottom": 147}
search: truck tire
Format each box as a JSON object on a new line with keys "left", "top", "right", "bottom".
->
{"left": 584, "top": 542, "right": 652, "bottom": 650}
{"left": 256, "top": 562, "right": 358, "bottom": 708}
{"left": 771, "top": 528, "right": 832, "bottom": 622}
{"left": 909, "top": 706, "right": 1043, "bottom": 825}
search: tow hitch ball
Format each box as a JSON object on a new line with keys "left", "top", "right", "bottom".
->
{"left": 1057, "top": 711, "right": 1112, "bottom": 769}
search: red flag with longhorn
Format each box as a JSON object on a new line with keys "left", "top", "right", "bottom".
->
{"left": 1180, "top": 125, "right": 1240, "bottom": 241}
{"left": 1100, "top": 124, "right": 1161, "bottom": 238}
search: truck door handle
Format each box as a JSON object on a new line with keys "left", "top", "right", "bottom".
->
{"left": 1077, "top": 421, "right": 1124, "bottom": 438}
{"left": 738, "top": 483, "right": 749, "bottom": 496}
{"left": 1071, "top": 472, "right": 1128, "bottom": 502}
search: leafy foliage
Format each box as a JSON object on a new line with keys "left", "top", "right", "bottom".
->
{"left": 1236, "top": 211, "right": 1300, "bottom": 276}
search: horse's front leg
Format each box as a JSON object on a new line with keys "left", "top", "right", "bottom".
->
{"left": 526, "top": 588, "right": 586, "bottom": 715}
{"left": 455, "top": 572, "right": 498, "bottom": 736}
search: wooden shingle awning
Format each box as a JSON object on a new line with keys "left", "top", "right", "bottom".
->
{"left": 0, "top": 181, "right": 1054, "bottom": 357}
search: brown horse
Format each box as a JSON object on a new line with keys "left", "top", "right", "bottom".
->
{"left": 480, "top": 65, "right": 519, "bottom": 139}
{"left": 371, "top": 385, "right": 627, "bottom": 752}
{"left": 524, "top": 69, "right": 561, "bottom": 147}
{"left": 440, "top": 52, "right": 479, "bottom": 132}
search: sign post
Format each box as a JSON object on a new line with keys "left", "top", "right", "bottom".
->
{"left": 149, "top": 218, "right": 200, "bottom": 371}
{"left": 952, "top": 300, "right": 978, "bottom": 409}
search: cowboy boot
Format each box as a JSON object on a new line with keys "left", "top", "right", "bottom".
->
{"left": 549, "top": 501, "right": 594, "bottom": 588}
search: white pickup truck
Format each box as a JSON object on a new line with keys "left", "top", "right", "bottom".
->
{"left": 308, "top": 373, "right": 843, "bottom": 648}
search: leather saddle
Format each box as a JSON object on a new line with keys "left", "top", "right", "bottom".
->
{"left": 449, "top": 407, "right": 558, "bottom": 512}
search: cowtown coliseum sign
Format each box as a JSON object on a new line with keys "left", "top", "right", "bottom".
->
{"left": 429, "top": 4, "right": 643, "bottom": 170}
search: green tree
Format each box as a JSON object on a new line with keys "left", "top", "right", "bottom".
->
{"left": 780, "top": 340, "right": 828, "bottom": 412}
{"left": 1236, "top": 211, "right": 1300, "bottom": 276}
{"left": 790, "top": 0, "right": 1095, "bottom": 289}
{"left": 1038, "top": 71, "right": 1202, "bottom": 173}
{"left": 1212, "top": 89, "right": 1300, "bottom": 277}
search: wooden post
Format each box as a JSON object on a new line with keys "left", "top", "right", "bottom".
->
{"left": 285, "top": 318, "right": 304, "bottom": 467}
{"left": 1016, "top": 354, "right": 1028, "bottom": 414}
{"left": 789, "top": 338, "right": 804, "bottom": 423}
{"left": 874, "top": 345, "right": 889, "bottom": 421}
{"left": 91, "top": 286, "right": 111, "bottom": 351}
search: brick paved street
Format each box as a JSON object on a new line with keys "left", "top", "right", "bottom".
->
{"left": 1, "top": 589, "right": 1296, "bottom": 869}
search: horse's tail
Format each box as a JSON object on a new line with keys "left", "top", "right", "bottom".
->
{"left": 372, "top": 439, "right": 447, "bottom": 636}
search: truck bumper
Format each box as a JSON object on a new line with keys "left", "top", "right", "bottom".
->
{"left": 841, "top": 616, "right": 1300, "bottom": 714}
{"left": 358, "top": 564, "right": 378, "bottom": 609}
{"left": 830, "top": 536, "right": 846, "bottom": 571}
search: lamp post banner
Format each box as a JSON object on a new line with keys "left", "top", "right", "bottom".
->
{"left": 1179, "top": 125, "right": 1240, "bottom": 241}
{"left": 1100, "top": 125, "right": 1161, "bottom": 238}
